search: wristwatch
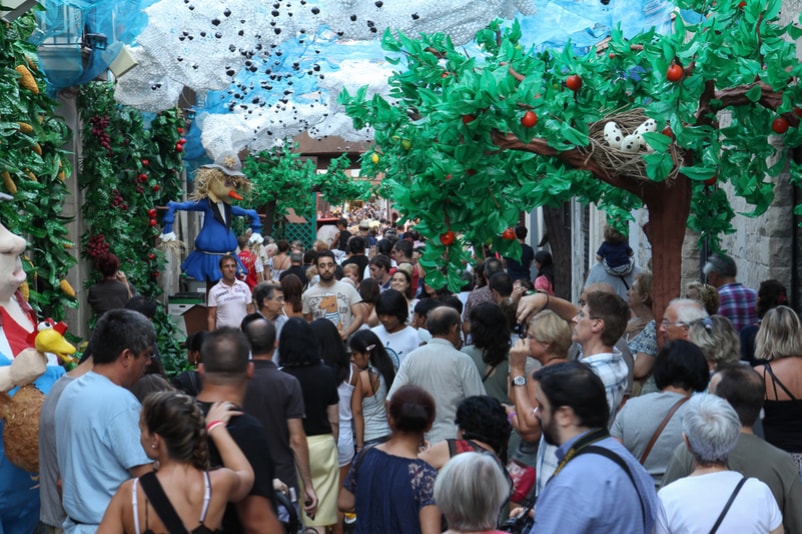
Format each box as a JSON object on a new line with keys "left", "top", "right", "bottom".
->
{"left": 511, "top": 375, "right": 527, "bottom": 387}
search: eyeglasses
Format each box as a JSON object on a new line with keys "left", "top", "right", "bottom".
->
{"left": 660, "top": 318, "right": 688, "bottom": 328}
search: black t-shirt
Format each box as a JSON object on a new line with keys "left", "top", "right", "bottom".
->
{"left": 279, "top": 265, "right": 309, "bottom": 285}
{"left": 506, "top": 243, "right": 535, "bottom": 281}
{"left": 337, "top": 229, "right": 352, "bottom": 252}
{"left": 281, "top": 364, "right": 339, "bottom": 436}
{"left": 197, "top": 402, "right": 277, "bottom": 533}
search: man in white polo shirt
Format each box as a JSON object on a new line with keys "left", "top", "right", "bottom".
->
{"left": 207, "top": 254, "right": 254, "bottom": 330}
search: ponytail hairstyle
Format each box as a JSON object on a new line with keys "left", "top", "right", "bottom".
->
{"left": 142, "top": 391, "right": 209, "bottom": 470}
{"left": 349, "top": 329, "right": 396, "bottom": 390}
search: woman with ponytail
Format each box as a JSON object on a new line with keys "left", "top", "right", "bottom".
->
{"left": 99, "top": 391, "right": 253, "bottom": 533}
{"left": 349, "top": 330, "right": 396, "bottom": 450}
{"left": 338, "top": 385, "right": 441, "bottom": 534}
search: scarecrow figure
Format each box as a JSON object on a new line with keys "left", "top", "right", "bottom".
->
{"left": 160, "top": 153, "right": 263, "bottom": 283}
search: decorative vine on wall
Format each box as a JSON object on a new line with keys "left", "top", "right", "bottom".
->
{"left": 78, "top": 81, "right": 186, "bottom": 373}
{"left": 0, "top": 16, "right": 76, "bottom": 321}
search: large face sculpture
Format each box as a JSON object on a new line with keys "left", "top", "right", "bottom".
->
{"left": 0, "top": 222, "right": 27, "bottom": 299}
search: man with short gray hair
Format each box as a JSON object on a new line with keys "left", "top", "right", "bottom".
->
{"left": 659, "top": 298, "right": 708, "bottom": 344}
{"left": 703, "top": 252, "right": 757, "bottom": 332}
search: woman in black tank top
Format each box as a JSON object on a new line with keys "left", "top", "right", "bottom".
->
{"left": 754, "top": 306, "right": 802, "bottom": 477}
{"left": 98, "top": 392, "right": 254, "bottom": 533}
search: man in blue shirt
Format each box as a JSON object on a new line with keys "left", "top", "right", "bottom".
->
{"left": 528, "top": 361, "right": 658, "bottom": 534}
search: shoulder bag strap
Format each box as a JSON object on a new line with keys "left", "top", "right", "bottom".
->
{"left": 581, "top": 446, "right": 647, "bottom": 533}
{"left": 139, "top": 472, "right": 191, "bottom": 534}
{"left": 639, "top": 396, "right": 690, "bottom": 465}
{"left": 708, "top": 476, "right": 748, "bottom": 534}
{"left": 481, "top": 362, "right": 498, "bottom": 382}
{"left": 617, "top": 275, "right": 630, "bottom": 290}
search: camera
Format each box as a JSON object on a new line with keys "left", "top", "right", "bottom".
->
{"left": 499, "top": 509, "right": 534, "bottom": 534}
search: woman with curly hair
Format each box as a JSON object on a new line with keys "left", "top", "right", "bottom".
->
{"left": 418, "top": 395, "right": 512, "bottom": 470}
{"left": 685, "top": 281, "right": 720, "bottom": 316}
{"left": 461, "top": 302, "right": 512, "bottom": 403}
{"left": 99, "top": 391, "right": 253, "bottom": 533}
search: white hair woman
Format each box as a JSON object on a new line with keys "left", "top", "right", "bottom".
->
{"left": 656, "top": 394, "right": 781, "bottom": 534}
{"left": 434, "top": 452, "right": 510, "bottom": 534}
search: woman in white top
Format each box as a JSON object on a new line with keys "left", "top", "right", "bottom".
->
{"left": 270, "top": 240, "right": 292, "bottom": 280}
{"left": 349, "top": 330, "right": 396, "bottom": 449}
{"left": 656, "top": 394, "right": 782, "bottom": 534}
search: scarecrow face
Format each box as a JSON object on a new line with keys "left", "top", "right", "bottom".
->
{"left": 207, "top": 172, "right": 245, "bottom": 204}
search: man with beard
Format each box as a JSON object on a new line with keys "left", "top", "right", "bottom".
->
{"left": 302, "top": 250, "right": 363, "bottom": 340}
{"left": 526, "top": 362, "right": 657, "bottom": 534}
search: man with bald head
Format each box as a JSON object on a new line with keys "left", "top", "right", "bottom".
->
{"left": 387, "top": 306, "right": 486, "bottom": 444}
{"left": 659, "top": 298, "right": 708, "bottom": 344}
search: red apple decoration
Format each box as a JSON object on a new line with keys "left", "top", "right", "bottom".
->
{"left": 439, "top": 231, "right": 455, "bottom": 246}
{"left": 521, "top": 111, "right": 538, "bottom": 128}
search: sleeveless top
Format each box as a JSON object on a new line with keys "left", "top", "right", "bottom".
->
{"left": 337, "top": 364, "right": 356, "bottom": 466}
{"left": 761, "top": 362, "right": 802, "bottom": 453}
{"left": 132, "top": 471, "right": 221, "bottom": 534}
{"left": 271, "top": 254, "right": 291, "bottom": 281}
{"left": 362, "top": 367, "right": 391, "bottom": 442}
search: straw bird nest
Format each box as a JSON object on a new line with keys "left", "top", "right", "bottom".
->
{"left": 581, "top": 108, "right": 685, "bottom": 184}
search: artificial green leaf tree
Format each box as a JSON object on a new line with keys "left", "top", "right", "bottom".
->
{"left": 341, "top": 0, "right": 802, "bottom": 320}
{"left": 244, "top": 144, "right": 373, "bottom": 236}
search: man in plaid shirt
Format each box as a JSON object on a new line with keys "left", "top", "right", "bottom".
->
{"left": 704, "top": 253, "right": 757, "bottom": 333}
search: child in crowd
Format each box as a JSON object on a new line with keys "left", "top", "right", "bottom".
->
{"left": 596, "top": 226, "right": 634, "bottom": 274}
{"left": 343, "top": 263, "right": 361, "bottom": 287}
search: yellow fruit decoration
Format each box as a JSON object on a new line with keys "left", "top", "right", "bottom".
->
{"left": 26, "top": 171, "right": 37, "bottom": 182}
{"left": 18, "top": 122, "right": 33, "bottom": 134}
{"left": 15, "top": 65, "right": 39, "bottom": 94}
{"left": 32, "top": 142, "right": 42, "bottom": 156}
{"left": 2, "top": 171, "right": 17, "bottom": 194}
{"left": 371, "top": 153, "right": 380, "bottom": 164}
{"left": 59, "top": 279, "right": 75, "bottom": 298}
